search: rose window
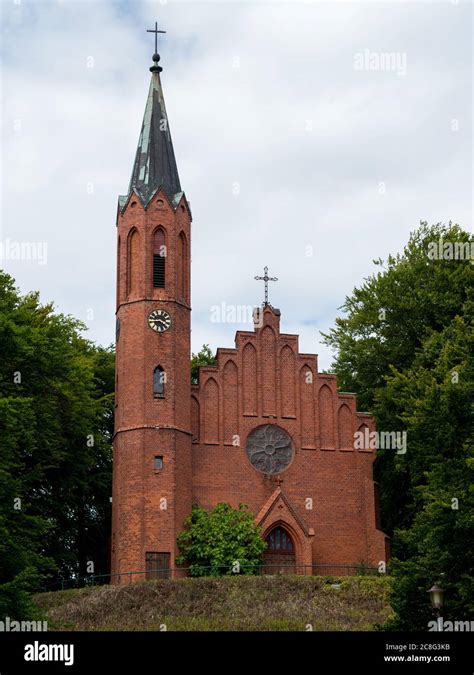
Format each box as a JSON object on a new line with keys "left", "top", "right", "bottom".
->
{"left": 246, "top": 424, "right": 294, "bottom": 475}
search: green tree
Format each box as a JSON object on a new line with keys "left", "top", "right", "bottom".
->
{"left": 322, "top": 222, "right": 470, "bottom": 407}
{"left": 0, "top": 271, "right": 114, "bottom": 612}
{"left": 176, "top": 503, "right": 267, "bottom": 576}
{"left": 0, "top": 397, "right": 55, "bottom": 618}
{"left": 322, "top": 222, "right": 472, "bottom": 534}
{"left": 191, "top": 344, "right": 216, "bottom": 384}
{"left": 322, "top": 222, "right": 473, "bottom": 629}
{"left": 384, "top": 313, "right": 474, "bottom": 629}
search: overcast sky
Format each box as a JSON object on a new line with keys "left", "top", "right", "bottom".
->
{"left": 1, "top": 0, "right": 472, "bottom": 370}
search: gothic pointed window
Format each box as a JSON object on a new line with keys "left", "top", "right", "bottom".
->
{"left": 153, "top": 366, "right": 165, "bottom": 398}
{"left": 263, "top": 525, "right": 296, "bottom": 575}
{"left": 153, "top": 228, "right": 166, "bottom": 288}
{"left": 177, "top": 231, "right": 187, "bottom": 301}
{"left": 116, "top": 235, "right": 121, "bottom": 305}
{"left": 127, "top": 228, "right": 140, "bottom": 297}
{"left": 266, "top": 526, "right": 294, "bottom": 552}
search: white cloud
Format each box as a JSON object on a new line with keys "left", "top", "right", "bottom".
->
{"left": 1, "top": 0, "right": 471, "bottom": 372}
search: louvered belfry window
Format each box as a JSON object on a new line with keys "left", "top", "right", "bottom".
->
{"left": 153, "top": 228, "right": 166, "bottom": 288}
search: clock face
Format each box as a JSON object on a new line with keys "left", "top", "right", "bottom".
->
{"left": 148, "top": 309, "right": 172, "bottom": 333}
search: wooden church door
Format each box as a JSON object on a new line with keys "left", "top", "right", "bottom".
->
{"left": 263, "top": 526, "right": 296, "bottom": 574}
{"left": 145, "top": 552, "right": 171, "bottom": 580}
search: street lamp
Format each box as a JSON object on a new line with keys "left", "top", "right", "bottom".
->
{"left": 427, "top": 583, "right": 445, "bottom": 619}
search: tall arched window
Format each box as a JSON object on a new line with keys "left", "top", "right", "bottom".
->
{"left": 263, "top": 525, "right": 296, "bottom": 575}
{"left": 178, "top": 231, "right": 187, "bottom": 301}
{"left": 266, "top": 526, "right": 294, "bottom": 552}
{"left": 153, "top": 366, "right": 165, "bottom": 398}
{"left": 127, "top": 228, "right": 139, "bottom": 297}
{"left": 116, "top": 235, "right": 121, "bottom": 305}
{"left": 153, "top": 228, "right": 166, "bottom": 288}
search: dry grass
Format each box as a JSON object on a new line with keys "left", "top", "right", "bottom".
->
{"left": 33, "top": 575, "right": 394, "bottom": 632}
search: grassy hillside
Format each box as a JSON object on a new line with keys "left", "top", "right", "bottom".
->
{"left": 34, "top": 575, "right": 393, "bottom": 631}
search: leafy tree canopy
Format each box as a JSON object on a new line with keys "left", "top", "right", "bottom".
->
{"left": 322, "top": 223, "right": 473, "bottom": 629}
{"left": 384, "top": 310, "right": 474, "bottom": 628}
{"left": 0, "top": 271, "right": 114, "bottom": 616}
{"left": 191, "top": 344, "right": 216, "bottom": 385}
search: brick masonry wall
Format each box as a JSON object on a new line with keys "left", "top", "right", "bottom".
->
{"left": 111, "top": 189, "right": 193, "bottom": 580}
{"left": 191, "top": 305, "right": 387, "bottom": 569}
{"left": 112, "top": 193, "right": 387, "bottom": 579}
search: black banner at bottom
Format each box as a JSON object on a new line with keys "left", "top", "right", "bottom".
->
{"left": 0, "top": 631, "right": 471, "bottom": 674}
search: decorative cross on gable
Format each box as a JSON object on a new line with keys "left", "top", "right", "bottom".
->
{"left": 254, "top": 266, "right": 278, "bottom": 306}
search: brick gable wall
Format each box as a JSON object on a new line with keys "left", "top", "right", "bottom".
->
{"left": 191, "top": 305, "right": 387, "bottom": 569}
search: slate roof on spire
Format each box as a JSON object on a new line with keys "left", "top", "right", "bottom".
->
{"left": 127, "top": 68, "right": 181, "bottom": 206}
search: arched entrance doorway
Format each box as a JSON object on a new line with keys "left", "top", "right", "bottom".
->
{"left": 263, "top": 525, "right": 296, "bottom": 574}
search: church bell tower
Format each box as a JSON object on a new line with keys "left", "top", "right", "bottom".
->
{"left": 111, "top": 29, "right": 192, "bottom": 580}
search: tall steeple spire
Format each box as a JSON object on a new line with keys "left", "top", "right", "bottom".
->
{"left": 127, "top": 24, "right": 181, "bottom": 206}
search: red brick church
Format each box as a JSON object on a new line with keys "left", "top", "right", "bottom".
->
{"left": 111, "top": 38, "right": 387, "bottom": 580}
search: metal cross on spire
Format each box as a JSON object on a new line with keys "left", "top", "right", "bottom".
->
{"left": 147, "top": 21, "right": 166, "bottom": 56}
{"left": 254, "top": 266, "right": 278, "bottom": 307}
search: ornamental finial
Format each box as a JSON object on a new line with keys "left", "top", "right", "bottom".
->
{"left": 147, "top": 21, "right": 166, "bottom": 73}
{"left": 254, "top": 266, "right": 278, "bottom": 306}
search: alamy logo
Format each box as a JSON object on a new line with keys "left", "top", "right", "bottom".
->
{"left": 428, "top": 617, "right": 474, "bottom": 632}
{"left": 24, "top": 641, "right": 74, "bottom": 667}
{"left": 210, "top": 303, "right": 264, "bottom": 327}
{"left": 426, "top": 238, "right": 474, "bottom": 261}
{"left": 0, "top": 616, "right": 48, "bottom": 632}
{"left": 0, "top": 239, "right": 48, "bottom": 265}
{"left": 354, "top": 429, "right": 407, "bottom": 454}
{"left": 353, "top": 49, "right": 407, "bottom": 76}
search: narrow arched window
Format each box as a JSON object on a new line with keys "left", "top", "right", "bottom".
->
{"left": 263, "top": 525, "right": 296, "bottom": 575}
{"left": 177, "top": 231, "right": 187, "bottom": 301}
{"left": 153, "top": 229, "right": 166, "bottom": 288}
{"left": 116, "top": 235, "right": 121, "bottom": 305}
{"left": 127, "top": 228, "right": 139, "bottom": 297}
{"left": 153, "top": 366, "right": 165, "bottom": 398}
